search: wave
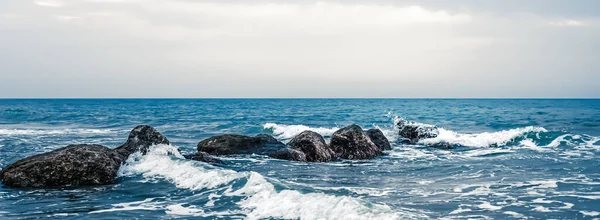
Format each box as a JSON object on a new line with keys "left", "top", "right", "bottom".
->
{"left": 390, "top": 115, "right": 550, "bottom": 148}
{"left": 0, "top": 128, "right": 114, "bottom": 136}
{"left": 118, "top": 144, "right": 417, "bottom": 219}
{"left": 263, "top": 123, "right": 340, "bottom": 139}
{"left": 418, "top": 126, "right": 548, "bottom": 148}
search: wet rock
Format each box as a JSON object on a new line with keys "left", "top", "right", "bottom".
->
{"left": 288, "top": 131, "right": 334, "bottom": 162}
{"left": 197, "top": 134, "right": 286, "bottom": 155}
{"left": 396, "top": 119, "right": 439, "bottom": 144}
{"left": 0, "top": 144, "right": 124, "bottom": 188}
{"left": 366, "top": 128, "right": 392, "bottom": 151}
{"left": 115, "top": 125, "right": 170, "bottom": 157}
{"left": 1, "top": 125, "right": 170, "bottom": 188}
{"left": 266, "top": 148, "right": 307, "bottom": 162}
{"left": 184, "top": 152, "right": 224, "bottom": 165}
{"left": 329, "top": 124, "right": 382, "bottom": 160}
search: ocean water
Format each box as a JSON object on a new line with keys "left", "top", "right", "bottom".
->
{"left": 0, "top": 99, "right": 599, "bottom": 219}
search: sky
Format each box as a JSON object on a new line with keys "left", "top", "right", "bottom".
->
{"left": 0, "top": 0, "right": 598, "bottom": 98}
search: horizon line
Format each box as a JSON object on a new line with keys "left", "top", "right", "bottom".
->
{"left": 0, "top": 97, "right": 599, "bottom": 100}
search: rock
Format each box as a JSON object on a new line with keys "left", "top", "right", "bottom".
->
{"left": 184, "top": 152, "right": 224, "bottom": 165}
{"left": 396, "top": 119, "right": 439, "bottom": 144}
{"left": 197, "top": 134, "right": 286, "bottom": 155}
{"left": 0, "top": 144, "right": 124, "bottom": 188}
{"left": 329, "top": 124, "right": 382, "bottom": 160}
{"left": 115, "top": 125, "right": 170, "bottom": 157}
{"left": 266, "top": 148, "right": 307, "bottom": 162}
{"left": 288, "top": 131, "right": 335, "bottom": 162}
{"left": 1, "top": 125, "right": 170, "bottom": 188}
{"left": 366, "top": 128, "right": 392, "bottom": 151}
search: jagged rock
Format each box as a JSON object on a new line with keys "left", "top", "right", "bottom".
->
{"left": 0, "top": 144, "right": 124, "bottom": 188}
{"left": 115, "top": 125, "right": 170, "bottom": 157}
{"left": 1, "top": 125, "right": 169, "bottom": 188}
{"left": 288, "top": 131, "right": 335, "bottom": 162}
{"left": 184, "top": 152, "right": 224, "bottom": 164}
{"left": 396, "top": 119, "right": 439, "bottom": 144}
{"left": 197, "top": 134, "right": 286, "bottom": 155}
{"left": 330, "top": 124, "right": 382, "bottom": 160}
{"left": 366, "top": 128, "right": 392, "bottom": 151}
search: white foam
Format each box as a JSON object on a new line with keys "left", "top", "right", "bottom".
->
{"left": 120, "top": 144, "right": 415, "bottom": 219}
{"left": 529, "top": 180, "right": 558, "bottom": 189}
{"left": 165, "top": 204, "right": 206, "bottom": 216}
{"left": 263, "top": 123, "right": 339, "bottom": 139}
{"left": 418, "top": 126, "right": 547, "bottom": 148}
{"left": 90, "top": 198, "right": 165, "bottom": 214}
{"left": 231, "top": 172, "right": 406, "bottom": 220}
{"left": 532, "top": 205, "right": 553, "bottom": 212}
{"left": 418, "top": 180, "right": 435, "bottom": 185}
{"left": 581, "top": 211, "right": 600, "bottom": 217}
{"left": 449, "top": 207, "right": 472, "bottom": 214}
{"left": 477, "top": 201, "right": 502, "bottom": 211}
{"left": 118, "top": 145, "right": 246, "bottom": 191}
{"left": 518, "top": 139, "right": 553, "bottom": 152}
{"left": 0, "top": 128, "right": 113, "bottom": 136}
{"left": 503, "top": 211, "right": 525, "bottom": 218}
{"left": 460, "top": 148, "right": 514, "bottom": 158}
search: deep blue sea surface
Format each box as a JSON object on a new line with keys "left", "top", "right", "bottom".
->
{"left": 0, "top": 99, "right": 599, "bottom": 219}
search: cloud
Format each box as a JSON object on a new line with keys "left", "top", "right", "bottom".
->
{"left": 33, "top": 0, "right": 64, "bottom": 8}
{"left": 0, "top": 1, "right": 599, "bottom": 98}
{"left": 548, "top": 19, "right": 587, "bottom": 27}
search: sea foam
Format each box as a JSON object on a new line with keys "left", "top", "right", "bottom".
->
{"left": 263, "top": 123, "right": 340, "bottom": 139}
{"left": 418, "top": 126, "right": 547, "bottom": 148}
{"left": 118, "top": 144, "right": 414, "bottom": 220}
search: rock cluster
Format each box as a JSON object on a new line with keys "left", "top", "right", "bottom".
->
{"left": 195, "top": 124, "right": 391, "bottom": 162}
{"left": 1, "top": 124, "right": 392, "bottom": 188}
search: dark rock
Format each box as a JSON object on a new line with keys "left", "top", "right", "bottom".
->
{"left": 288, "top": 131, "right": 335, "bottom": 162}
{"left": 366, "top": 128, "right": 392, "bottom": 151}
{"left": 266, "top": 148, "right": 307, "bottom": 162}
{"left": 329, "top": 124, "right": 382, "bottom": 160}
{"left": 396, "top": 119, "right": 439, "bottom": 144}
{"left": 0, "top": 144, "right": 124, "bottom": 188}
{"left": 197, "top": 134, "right": 286, "bottom": 155}
{"left": 115, "top": 125, "right": 170, "bottom": 157}
{"left": 184, "top": 152, "right": 224, "bottom": 164}
{"left": 255, "top": 134, "right": 279, "bottom": 144}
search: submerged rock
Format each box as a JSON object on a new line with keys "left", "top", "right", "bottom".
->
{"left": 115, "top": 125, "right": 170, "bottom": 157}
{"left": 266, "top": 148, "right": 307, "bottom": 162}
{"left": 288, "top": 131, "right": 334, "bottom": 162}
{"left": 366, "top": 128, "right": 392, "bottom": 151}
{"left": 0, "top": 144, "right": 124, "bottom": 188}
{"left": 396, "top": 118, "right": 439, "bottom": 144}
{"left": 197, "top": 134, "right": 285, "bottom": 154}
{"left": 330, "top": 124, "right": 382, "bottom": 160}
{"left": 184, "top": 152, "right": 224, "bottom": 164}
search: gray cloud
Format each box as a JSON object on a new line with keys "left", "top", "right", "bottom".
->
{"left": 0, "top": 0, "right": 598, "bottom": 98}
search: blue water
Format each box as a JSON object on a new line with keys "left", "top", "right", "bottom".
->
{"left": 0, "top": 99, "right": 599, "bottom": 219}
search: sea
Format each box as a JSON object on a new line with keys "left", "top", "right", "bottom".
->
{"left": 0, "top": 99, "right": 599, "bottom": 219}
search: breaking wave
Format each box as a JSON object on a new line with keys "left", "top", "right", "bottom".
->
{"left": 419, "top": 126, "right": 548, "bottom": 148}
{"left": 263, "top": 123, "right": 340, "bottom": 139}
{"left": 117, "top": 144, "right": 419, "bottom": 219}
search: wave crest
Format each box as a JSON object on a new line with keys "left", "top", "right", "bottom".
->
{"left": 118, "top": 144, "right": 414, "bottom": 219}
{"left": 263, "top": 123, "right": 340, "bottom": 139}
{"left": 418, "top": 126, "right": 548, "bottom": 148}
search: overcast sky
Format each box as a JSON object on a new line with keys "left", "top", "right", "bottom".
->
{"left": 0, "top": 0, "right": 598, "bottom": 98}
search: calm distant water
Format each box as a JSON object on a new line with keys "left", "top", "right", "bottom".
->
{"left": 0, "top": 99, "right": 599, "bottom": 219}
